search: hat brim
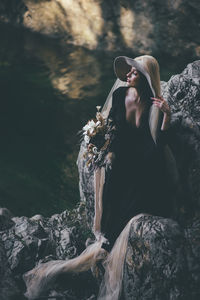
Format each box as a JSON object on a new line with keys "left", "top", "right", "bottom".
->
{"left": 114, "top": 56, "right": 155, "bottom": 97}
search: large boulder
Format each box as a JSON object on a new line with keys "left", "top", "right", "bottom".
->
{"left": 123, "top": 215, "right": 200, "bottom": 300}
{"left": 161, "top": 60, "right": 200, "bottom": 219}
{"left": 0, "top": 0, "right": 200, "bottom": 59}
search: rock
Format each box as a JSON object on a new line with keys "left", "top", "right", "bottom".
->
{"left": 0, "top": 240, "right": 21, "bottom": 300}
{"left": 123, "top": 215, "right": 200, "bottom": 299}
{"left": 161, "top": 60, "right": 200, "bottom": 219}
{"left": 184, "top": 217, "right": 200, "bottom": 298}
{"left": 0, "top": 208, "right": 14, "bottom": 231}
{"left": 30, "top": 214, "right": 44, "bottom": 222}
{"left": 0, "top": 0, "right": 199, "bottom": 60}
{"left": 0, "top": 205, "right": 93, "bottom": 299}
{"left": 77, "top": 143, "right": 96, "bottom": 229}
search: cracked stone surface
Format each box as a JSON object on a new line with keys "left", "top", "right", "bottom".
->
{"left": 123, "top": 215, "right": 200, "bottom": 300}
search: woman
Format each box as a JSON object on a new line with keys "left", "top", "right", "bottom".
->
{"left": 23, "top": 55, "right": 177, "bottom": 300}
{"left": 99, "top": 55, "right": 174, "bottom": 251}
{"left": 96, "top": 55, "right": 178, "bottom": 300}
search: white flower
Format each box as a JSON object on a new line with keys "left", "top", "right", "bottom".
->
{"left": 84, "top": 135, "right": 90, "bottom": 144}
{"left": 83, "top": 120, "right": 97, "bottom": 135}
{"left": 83, "top": 124, "right": 89, "bottom": 131}
{"left": 89, "top": 127, "right": 94, "bottom": 134}
{"left": 89, "top": 120, "right": 96, "bottom": 127}
{"left": 96, "top": 106, "right": 101, "bottom": 112}
{"left": 96, "top": 121, "right": 101, "bottom": 126}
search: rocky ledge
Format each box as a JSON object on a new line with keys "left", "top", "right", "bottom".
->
{"left": 0, "top": 60, "right": 200, "bottom": 299}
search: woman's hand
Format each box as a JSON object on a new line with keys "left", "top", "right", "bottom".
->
{"left": 151, "top": 96, "right": 171, "bottom": 116}
{"left": 151, "top": 96, "right": 171, "bottom": 130}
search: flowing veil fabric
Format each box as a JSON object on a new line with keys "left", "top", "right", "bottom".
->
{"left": 23, "top": 237, "right": 107, "bottom": 299}
{"left": 101, "top": 79, "right": 128, "bottom": 119}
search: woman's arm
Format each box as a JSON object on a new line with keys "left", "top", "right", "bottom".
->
{"left": 161, "top": 112, "right": 171, "bottom": 130}
{"left": 151, "top": 95, "right": 171, "bottom": 130}
{"left": 151, "top": 96, "right": 173, "bottom": 146}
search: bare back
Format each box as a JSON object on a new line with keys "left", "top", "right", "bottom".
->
{"left": 125, "top": 87, "right": 145, "bottom": 128}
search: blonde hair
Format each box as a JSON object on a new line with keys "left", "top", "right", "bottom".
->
{"left": 135, "top": 55, "right": 161, "bottom": 97}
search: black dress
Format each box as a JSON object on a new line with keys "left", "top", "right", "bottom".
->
{"left": 101, "top": 87, "right": 173, "bottom": 249}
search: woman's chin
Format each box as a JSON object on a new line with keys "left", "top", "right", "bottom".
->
{"left": 127, "top": 83, "right": 136, "bottom": 88}
{"left": 127, "top": 82, "right": 135, "bottom": 87}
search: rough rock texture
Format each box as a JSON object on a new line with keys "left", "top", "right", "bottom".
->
{"left": 123, "top": 215, "right": 200, "bottom": 300}
{"left": 161, "top": 60, "right": 200, "bottom": 219}
{"left": 0, "top": 240, "right": 21, "bottom": 300}
{"left": 0, "top": 61, "right": 200, "bottom": 299}
{"left": 0, "top": 0, "right": 200, "bottom": 59}
{"left": 0, "top": 206, "right": 95, "bottom": 300}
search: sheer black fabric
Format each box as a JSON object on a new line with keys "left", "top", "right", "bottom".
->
{"left": 101, "top": 87, "right": 173, "bottom": 249}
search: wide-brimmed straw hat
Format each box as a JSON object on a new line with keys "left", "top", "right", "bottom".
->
{"left": 114, "top": 56, "right": 156, "bottom": 97}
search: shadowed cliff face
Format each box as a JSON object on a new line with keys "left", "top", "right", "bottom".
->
{"left": 0, "top": 0, "right": 200, "bottom": 59}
